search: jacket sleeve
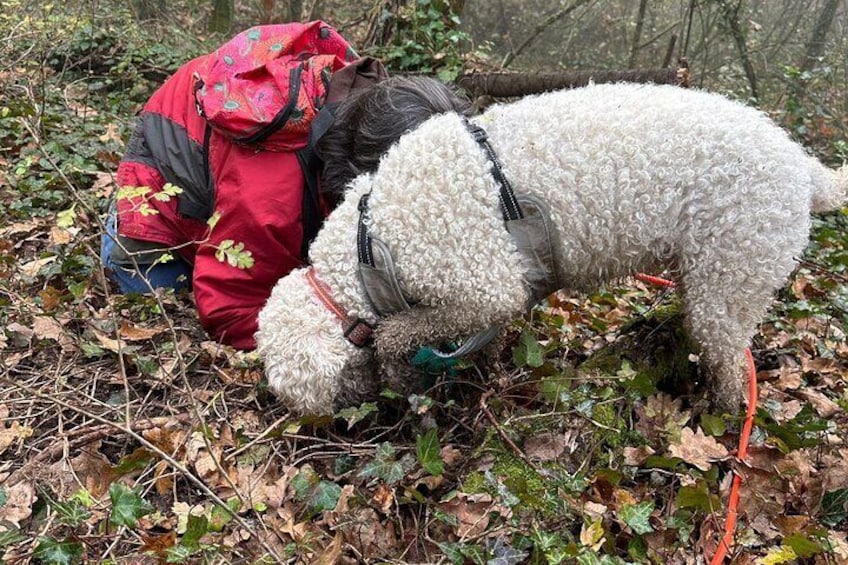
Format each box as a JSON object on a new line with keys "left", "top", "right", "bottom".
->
{"left": 192, "top": 138, "right": 306, "bottom": 350}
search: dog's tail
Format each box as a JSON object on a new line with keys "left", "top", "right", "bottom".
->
{"left": 811, "top": 162, "right": 848, "bottom": 213}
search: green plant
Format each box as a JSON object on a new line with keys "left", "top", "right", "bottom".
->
{"left": 373, "top": 0, "right": 470, "bottom": 81}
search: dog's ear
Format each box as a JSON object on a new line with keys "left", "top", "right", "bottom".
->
{"left": 374, "top": 306, "right": 492, "bottom": 361}
{"left": 256, "top": 268, "right": 367, "bottom": 414}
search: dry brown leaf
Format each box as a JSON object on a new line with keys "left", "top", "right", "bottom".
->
{"left": 623, "top": 445, "right": 655, "bottom": 466}
{"left": 373, "top": 483, "right": 394, "bottom": 514}
{"left": 801, "top": 356, "right": 840, "bottom": 375}
{"left": 49, "top": 226, "right": 73, "bottom": 245}
{"left": 439, "top": 492, "right": 511, "bottom": 538}
{"left": 277, "top": 502, "right": 308, "bottom": 541}
{"left": 139, "top": 531, "right": 177, "bottom": 559}
{"left": 31, "top": 316, "right": 67, "bottom": 342}
{"left": 738, "top": 468, "right": 786, "bottom": 518}
{"left": 440, "top": 444, "right": 462, "bottom": 467}
{"left": 613, "top": 488, "right": 637, "bottom": 507}
{"left": 636, "top": 393, "right": 691, "bottom": 442}
{"left": 119, "top": 320, "right": 166, "bottom": 341}
{"left": 339, "top": 507, "right": 399, "bottom": 558}
{"left": 99, "top": 123, "right": 123, "bottom": 145}
{"left": 0, "top": 220, "right": 41, "bottom": 237}
{"left": 0, "top": 482, "right": 35, "bottom": 527}
{"left": 773, "top": 514, "right": 810, "bottom": 536}
{"left": 582, "top": 500, "right": 608, "bottom": 521}
{"left": 796, "top": 389, "right": 841, "bottom": 417}
{"left": 312, "top": 532, "right": 344, "bottom": 565}
{"left": 19, "top": 256, "right": 56, "bottom": 278}
{"left": 93, "top": 329, "right": 127, "bottom": 353}
{"left": 334, "top": 484, "right": 356, "bottom": 514}
{"left": 0, "top": 420, "right": 33, "bottom": 455}
{"left": 668, "top": 427, "right": 729, "bottom": 471}
{"left": 820, "top": 449, "right": 848, "bottom": 492}
{"left": 91, "top": 171, "right": 115, "bottom": 198}
{"left": 523, "top": 431, "right": 569, "bottom": 462}
{"left": 774, "top": 367, "right": 804, "bottom": 390}
{"left": 69, "top": 445, "right": 116, "bottom": 498}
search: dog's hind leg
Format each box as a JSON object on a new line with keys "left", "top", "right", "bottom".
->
{"left": 679, "top": 253, "right": 796, "bottom": 412}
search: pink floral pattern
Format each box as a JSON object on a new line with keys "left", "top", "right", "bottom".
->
{"left": 194, "top": 21, "right": 357, "bottom": 151}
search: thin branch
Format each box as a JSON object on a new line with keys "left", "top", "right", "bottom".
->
{"left": 501, "top": 0, "right": 593, "bottom": 69}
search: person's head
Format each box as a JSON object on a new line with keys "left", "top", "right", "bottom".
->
{"left": 318, "top": 76, "right": 472, "bottom": 198}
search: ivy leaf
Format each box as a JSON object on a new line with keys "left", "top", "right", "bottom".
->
{"left": 618, "top": 501, "right": 654, "bottom": 535}
{"left": 108, "top": 483, "right": 153, "bottom": 528}
{"left": 821, "top": 488, "right": 848, "bottom": 527}
{"left": 675, "top": 481, "right": 721, "bottom": 512}
{"left": 33, "top": 537, "right": 83, "bottom": 565}
{"left": 512, "top": 330, "right": 544, "bottom": 368}
{"left": 336, "top": 402, "right": 378, "bottom": 430}
{"left": 359, "top": 442, "right": 407, "bottom": 484}
{"left": 416, "top": 429, "right": 444, "bottom": 476}
{"left": 310, "top": 481, "right": 342, "bottom": 513}
{"left": 181, "top": 513, "right": 208, "bottom": 551}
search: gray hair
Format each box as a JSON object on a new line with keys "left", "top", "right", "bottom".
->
{"left": 318, "top": 76, "right": 471, "bottom": 198}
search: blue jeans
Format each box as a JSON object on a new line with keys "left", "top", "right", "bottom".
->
{"left": 101, "top": 211, "right": 192, "bottom": 293}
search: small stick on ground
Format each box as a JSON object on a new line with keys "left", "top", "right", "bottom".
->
{"left": 479, "top": 389, "right": 533, "bottom": 467}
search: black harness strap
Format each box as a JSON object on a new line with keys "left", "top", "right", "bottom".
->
{"left": 463, "top": 120, "right": 523, "bottom": 222}
{"left": 357, "top": 121, "right": 524, "bottom": 269}
{"left": 357, "top": 193, "right": 375, "bottom": 268}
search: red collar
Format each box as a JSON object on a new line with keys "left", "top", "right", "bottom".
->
{"left": 305, "top": 267, "right": 374, "bottom": 347}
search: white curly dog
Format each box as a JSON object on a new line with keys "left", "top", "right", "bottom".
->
{"left": 256, "top": 82, "right": 848, "bottom": 415}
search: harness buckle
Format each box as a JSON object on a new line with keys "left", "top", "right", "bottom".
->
{"left": 343, "top": 317, "right": 375, "bottom": 347}
{"left": 464, "top": 120, "right": 488, "bottom": 143}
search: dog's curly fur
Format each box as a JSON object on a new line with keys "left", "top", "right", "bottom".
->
{"left": 256, "top": 83, "right": 848, "bottom": 415}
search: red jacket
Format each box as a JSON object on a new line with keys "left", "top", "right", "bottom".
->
{"left": 115, "top": 23, "right": 356, "bottom": 349}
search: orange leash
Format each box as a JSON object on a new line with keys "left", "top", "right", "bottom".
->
{"left": 634, "top": 274, "right": 757, "bottom": 564}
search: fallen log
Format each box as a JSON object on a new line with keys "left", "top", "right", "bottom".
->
{"left": 455, "top": 59, "right": 689, "bottom": 99}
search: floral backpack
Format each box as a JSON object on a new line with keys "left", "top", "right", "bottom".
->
{"left": 193, "top": 21, "right": 360, "bottom": 152}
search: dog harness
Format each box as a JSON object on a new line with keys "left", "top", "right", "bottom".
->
{"left": 348, "top": 119, "right": 561, "bottom": 356}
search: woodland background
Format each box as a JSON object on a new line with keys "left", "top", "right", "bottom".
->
{"left": 0, "top": 1, "right": 847, "bottom": 563}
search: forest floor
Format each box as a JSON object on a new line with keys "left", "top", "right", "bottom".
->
{"left": 2, "top": 8, "right": 848, "bottom": 565}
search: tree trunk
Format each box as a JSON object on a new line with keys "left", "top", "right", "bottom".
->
{"left": 209, "top": 0, "right": 233, "bottom": 33}
{"left": 501, "top": 0, "right": 593, "bottom": 68}
{"left": 716, "top": 0, "right": 758, "bottom": 101}
{"left": 259, "top": 0, "right": 276, "bottom": 24}
{"left": 287, "top": 0, "right": 304, "bottom": 22}
{"left": 363, "top": 0, "right": 407, "bottom": 50}
{"left": 799, "top": 0, "right": 841, "bottom": 72}
{"left": 131, "top": 0, "right": 165, "bottom": 20}
{"left": 455, "top": 62, "right": 690, "bottom": 99}
{"left": 628, "top": 0, "right": 649, "bottom": 69}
